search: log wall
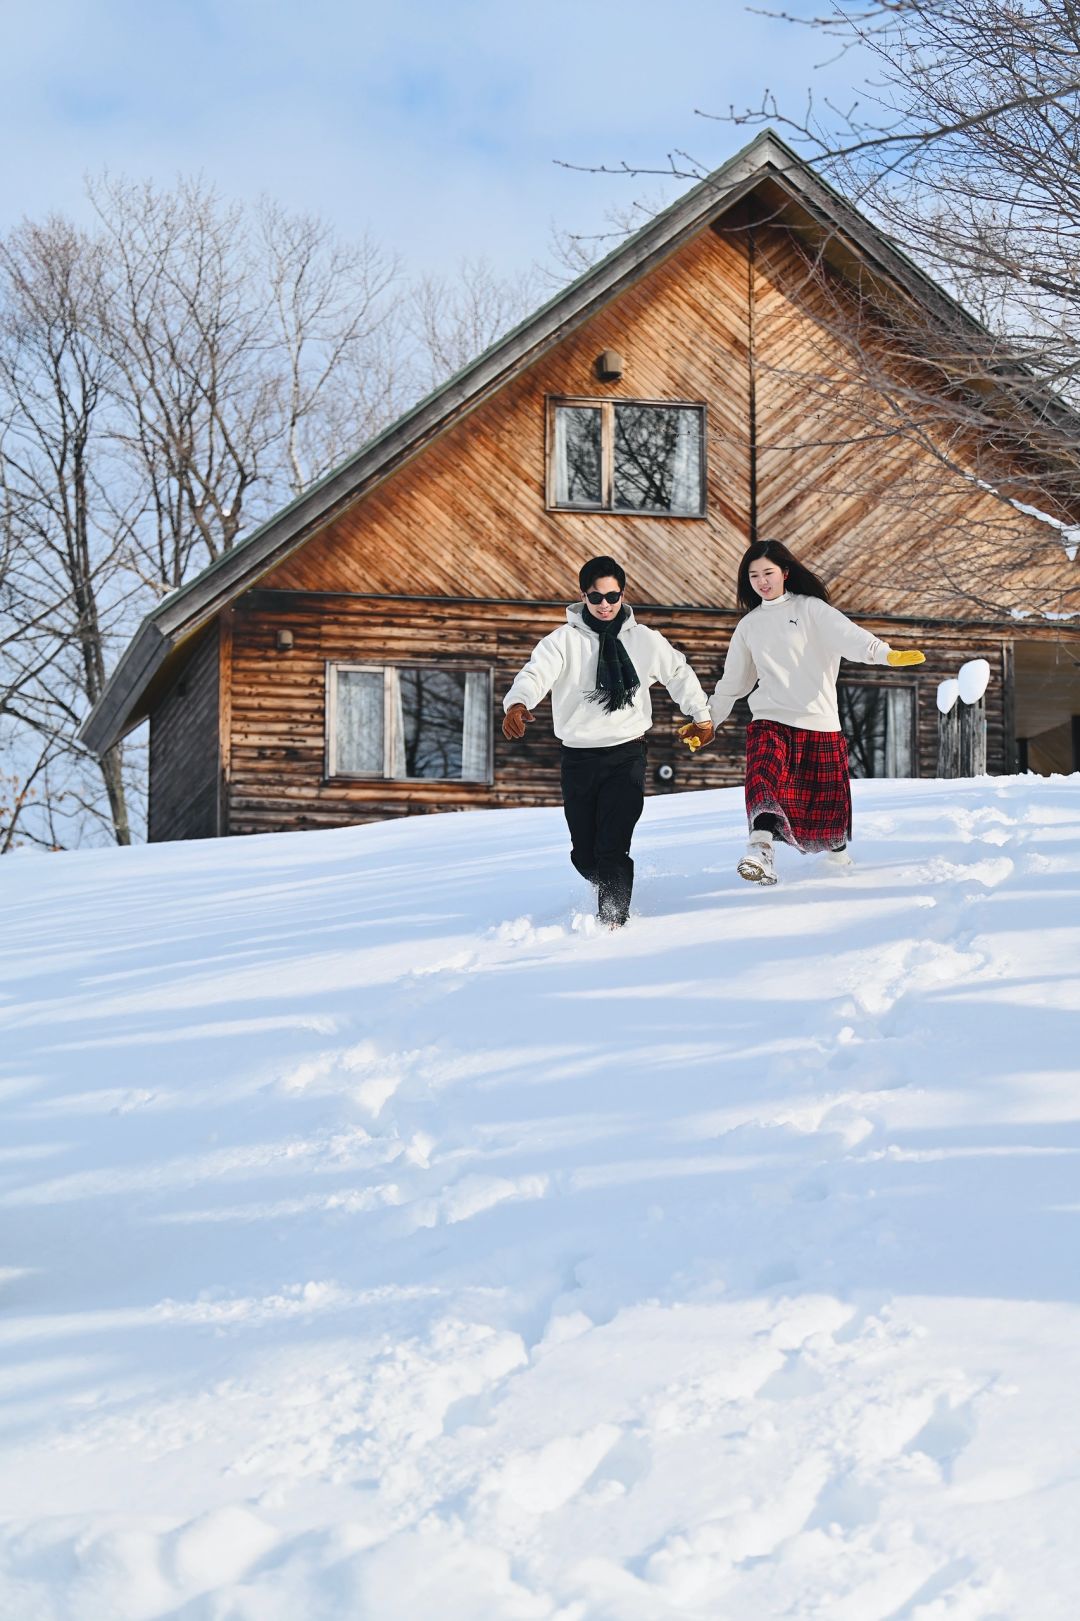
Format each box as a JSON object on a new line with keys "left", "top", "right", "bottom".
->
{"left": 148, "top": 627, "right": 220, "bottom": 842}
{"left": 223, "top": 589, "right": 1017, "bottom": 836}
{"left": 227, "top": 592, "right": 745, "bottom": 834}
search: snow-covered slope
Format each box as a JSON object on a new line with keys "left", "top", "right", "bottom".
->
{"left": 2, "top": 777, "right": 1080, "bottom": 1620}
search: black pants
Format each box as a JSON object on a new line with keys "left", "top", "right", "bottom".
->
{"left": 560, "top": 739, "right": 646, "bottom": 924}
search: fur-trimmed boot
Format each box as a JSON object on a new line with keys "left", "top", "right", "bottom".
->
{"left": 737, "top": 831, "right": 777, "bottom": 886}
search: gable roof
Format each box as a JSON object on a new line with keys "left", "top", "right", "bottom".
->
{"left": 78, "top": 128, "right": 1041, "bottom": 755}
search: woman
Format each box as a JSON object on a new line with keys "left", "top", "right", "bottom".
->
{"left": 678, "top": 539, "right": 924, "bottom": 885}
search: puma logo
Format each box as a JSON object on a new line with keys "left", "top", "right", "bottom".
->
{"left": 789, "top": 618, "right": 799, "bottom": 627}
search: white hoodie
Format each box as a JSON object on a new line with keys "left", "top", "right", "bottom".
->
{"left": 503, "top": 604, "right": 711, "bottom": 749}
{"left": 709, "top": 593, "right": 893, "bottom": 733}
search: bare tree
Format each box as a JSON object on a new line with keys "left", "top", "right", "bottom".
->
{"left": 0, "top": 182, "right": 410, "bottom": 848}
{"left": 407, "top": 257, "right": 543, "bottom": 390}
{"left": 746, "top": 0, "right": 1080, "bottom": 606}
{"left": 725, "top": 1, "right": 1080, "bottom": 363}
{"left": 0, "top": 217, "right": 136, "bottom": 846}
{"left": 91, "top": 175, "right": 287, "bottom": 595}
{"left": 546, "top": 192, "right": 676, "bottom": 282}
{"left": 258, "top": 201, "right": 403, "bottom": 493}
{"left": 1, "top": 176, "right": 552, "bottom": 849}
{"left": 86, "top": 176, "right": 409, "bottom": 599}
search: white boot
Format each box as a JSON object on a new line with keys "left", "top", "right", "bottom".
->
{"left": 737, "top": 832, "right": 777, "bottom": 886}
{"left": 822, "top": 846, "right": 854, "bottom": 871}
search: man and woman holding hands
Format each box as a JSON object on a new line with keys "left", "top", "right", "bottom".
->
{"left": 502, "top": 543, "right": 925, "bottom": 927}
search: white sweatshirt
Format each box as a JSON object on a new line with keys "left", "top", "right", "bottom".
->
{"left": 503, "top": 605, "right": 711, "bottom": 749}
{"left": 708, "top": 593, "right": 893, "bottom": 733}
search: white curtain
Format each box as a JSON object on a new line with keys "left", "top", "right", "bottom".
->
{"left": 389, "top": 671, "right": 407, "bottom": 778}
{"left": 335, "top": 669, "right": 384, "bottom": 775}
{"left": 461, "top": 671, "right": 490, "bottom": 781}
{"left": 670, "top": 408, "right": 702, "bottom": 514}
{"left": 885, "top": 687, "right": 915, "bottom": 776}
{"left": 554, "top": 405, "right": 602, "bottom": 506}
{"left": 554, "top": 407, "right": 571, "bottom": 505}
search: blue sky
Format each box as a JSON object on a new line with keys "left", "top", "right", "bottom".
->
{"left": 6, "top": 0, "right": 867, "bottom": 278}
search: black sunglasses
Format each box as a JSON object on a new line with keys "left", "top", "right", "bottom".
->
{"left": 585, "top": 589, "right": 623, "bottom": 605}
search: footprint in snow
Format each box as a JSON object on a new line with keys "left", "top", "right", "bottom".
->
{"left": 474, "top": 1423, "right": 622, "bottom": 1520}
{"left": 903, "top": 1392, "right": 980, "bottom": 1484}
{"left": 946, "top": 806, "right": 1019, "bottom": 848}
{"left": 907, "top": 854, "right": 1014, "bottom": 888}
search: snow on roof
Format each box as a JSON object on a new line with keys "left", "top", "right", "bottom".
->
{"left": 974, "top": 479, "right": 1080, "bottom": 563}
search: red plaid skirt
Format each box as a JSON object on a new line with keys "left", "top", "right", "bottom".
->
{"left": 744, "top": 720, "right": 851, "bottom": 852}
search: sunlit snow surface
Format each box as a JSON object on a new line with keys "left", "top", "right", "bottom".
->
{"left": 2, "top": 776, "right": 1079, "bottom": 1620}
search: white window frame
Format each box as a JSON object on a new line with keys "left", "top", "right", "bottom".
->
{"left": 546, "top": 395, "right": 708, "bottom": 517}
{"left": 325, "top": 661, "right": 494, "bottom": 783}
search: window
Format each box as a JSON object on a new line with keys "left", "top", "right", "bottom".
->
{"left": 548, "top": 397, "right": 705, "bottom": 516}
{"left": 327, "top": 665, "right": 492, "bottom": 782}
{"left": 839, "top": 683, "right": 916, "bottom": 777}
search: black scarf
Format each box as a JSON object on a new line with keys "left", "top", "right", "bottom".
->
{"left": 582, "top": 604, "right": 641, "bottom": 713}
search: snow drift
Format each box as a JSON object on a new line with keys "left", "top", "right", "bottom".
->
{"left": 2, "top": 775, "right": 1079, "bottom": 1619}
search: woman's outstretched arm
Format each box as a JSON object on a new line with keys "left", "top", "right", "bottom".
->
{"left": 807, "top": 598, "right": 894, "bottom": 666}
{"left": 708, "top": 628, "right": 758, "bottom": 727}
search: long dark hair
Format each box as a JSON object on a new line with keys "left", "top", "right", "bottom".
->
{"left": 736, "top": 538, "right": 830, "bottom": 613}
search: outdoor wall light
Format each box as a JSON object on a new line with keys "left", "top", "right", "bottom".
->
{"left": 655, "top": 762, "right": 675, "bottom": 785}
{"left": 596, "top": 349, "right": 624, "bottom": 382}
{"left": 276, "top": 629, "right": 294, "bottom": 651}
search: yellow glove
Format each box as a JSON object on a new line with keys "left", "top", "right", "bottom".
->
{"left": 678, "top": 721, "right": 714, "bottom": 752}
{"left": 887, "top": 649, "right": 925, "bottom": 667}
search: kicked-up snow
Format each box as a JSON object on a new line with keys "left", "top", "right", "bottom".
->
{"left": 1, "top": 776, "right": 1079, "bottom": 1619}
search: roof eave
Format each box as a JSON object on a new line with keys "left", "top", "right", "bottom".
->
{"left": 78, "top": 620, "right": 170, "bottom": 754}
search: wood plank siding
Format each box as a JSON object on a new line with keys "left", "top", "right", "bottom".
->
{"left": 226, "top": 594, "right": 734, "bottom": 833}
{"left": 261, "top": 220, "right": 1077, "bottom": 625}
{"left": 751, "top": 225, "right": 1079, "bottom": 620}
{"left": 148, "top": 627, "right": 220, "bottom": 841}
{"left": 260, "top": 227, "right": 754, "bottom": 607}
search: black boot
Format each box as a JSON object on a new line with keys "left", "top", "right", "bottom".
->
{"left": 597, "top": 869, "right": 631, "bottom": 929}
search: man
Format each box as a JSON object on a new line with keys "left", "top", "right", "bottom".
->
{"left": 502, "top": 555, "right": 714, "bottom": 928}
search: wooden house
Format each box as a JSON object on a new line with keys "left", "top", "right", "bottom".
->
{"left": 80, "top": 132, "right": 1080, "bottom": 841}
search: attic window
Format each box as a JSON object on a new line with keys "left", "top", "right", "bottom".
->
{"left": 547, "top": 397, "right": 706, "bottom": 516}
{"left": 327, "top": 664, "right": 492, "bottom": 782}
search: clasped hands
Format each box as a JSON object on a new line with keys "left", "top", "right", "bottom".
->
{"left": 677, "top": 720, "right": 714, "bottom": 752}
